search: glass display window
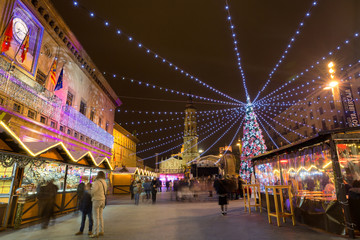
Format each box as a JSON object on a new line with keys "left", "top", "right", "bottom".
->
{"left": 0, "top": 166, "right": 14, "bottom": 195}
{"left": 255, "top": 144, "right": 336, "bottom": 201}
{"left": 66, "top": 166, "right": 91, "bottom": 191}
{"left": 21, "top": 162, "right": 66, "bottom": 194}
{"left": 337, "top": 143, "right": 360, "bottom": 186}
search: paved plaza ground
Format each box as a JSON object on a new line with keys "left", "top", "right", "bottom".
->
{"left": 0, "top": 192, "right": 346, "bottom": 240}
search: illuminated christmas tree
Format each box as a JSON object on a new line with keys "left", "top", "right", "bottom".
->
{"left": 240, "top": 100, "right": 267, "bottom": 182}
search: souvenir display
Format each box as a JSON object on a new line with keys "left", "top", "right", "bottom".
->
{"left": 0, "top": 166, "right": 14, "bottom": 195}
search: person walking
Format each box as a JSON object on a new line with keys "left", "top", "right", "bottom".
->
{"left": 151, "top": 177, "right": 159, "bottom": 204}
{"left": 213, "top": 175, "right": 229, "bottom": 215}
{"left": 143, "top": 179, "right": 151, "bottom": 200}
{"left": 133, "top": 180, "right": 142, "bottom": 205}
{"left": 90, "top": 171, "right": 107, "bottom": 238}
{"left": 75, "top": 183, "right": 93, "bottom": 235}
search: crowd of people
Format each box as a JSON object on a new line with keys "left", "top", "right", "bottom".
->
{"left": 129, "top": 175, "right": 247, "bottom": 216}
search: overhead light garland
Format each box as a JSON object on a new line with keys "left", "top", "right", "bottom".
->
{"left": 253, "top": 1, "right": 319, "bottom": 102}
{"left": 71, "top": 0, "right": 243, "bottom": 105}
{"left": 255, "top": 32, "right": 360, "bottom": 104}
{"left": 224, "top": 0, "right": 249, "bottom": 100}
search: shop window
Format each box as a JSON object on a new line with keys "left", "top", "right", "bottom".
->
{"left": 40, "top": 115, "right": 47, "bottom": 124}
{"left": 50, "top": 120, "right": 57, "bottom": 129}
{"left": 27, "top": 109, "right": 36, "bottom": 119}
{"left": 337, "top": 143, "right": 360, "bottom": 186}
{"left": 65, "top": 166, "right": 91, "bottom": 191}
{"left": 67, "top": 128, "right": 72, "bottom": 135}
{"left": 13, "top": 103, "right": 21, "bottom": 113}
{"left": 90, "top": 109, "right": 95, "bottom": 121}
{"left": 80, "top": 135, "right": 84, "bottom": 141}
{"left": 21, "top": 162, "right": 66, "bottom": 194}
{"left": 66, "top": 91, "right": 74, "bottom": 107}
{"left": 79, "top": 100, "right": 86, "bottom": 115}
{"left": 0, "top": 166, "right": 14, "bottom": 194}
{"left": 74, "top": 132, "right": 78, "bottom": 138}
{"left": 59, "top": 125, "right": 65, "bottom": 132}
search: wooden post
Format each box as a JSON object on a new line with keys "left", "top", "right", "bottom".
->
{"left": 265, "top": 187, "right": 272, "bottom": 224}
{"left": 61, "top": 165, "right": 69, "bottom": 212}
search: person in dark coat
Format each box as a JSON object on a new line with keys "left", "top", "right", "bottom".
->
{"left": 75, "top": 183, "right": 93, "bottom": 235}
{"left": 130, "top": 179, "right": 135, "bottom": 200}
{"left": 151, "top": 177, "right": 160, "bottom": 204}
{"left": 349, "top": 180, "right": 360, "bottom": 231}
{"left": 38, "top": 179, "right": 58, "bottom": 229}
{"left": 213, "top": 175, "right": 229, "bottom": 215}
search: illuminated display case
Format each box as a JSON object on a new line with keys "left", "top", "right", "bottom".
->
{"left": 21, "top": 162, "right": 66, "bottom": 194}
{"left": 252, "top": 129, "right": 360, "bottom": 236}
{"left": 65, "top": 166, "right": 91, "bottom": 191}
{"left": 0, "top": 166, "right": 14, "bottom": 195}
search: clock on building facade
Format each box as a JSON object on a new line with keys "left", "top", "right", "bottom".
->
{"left": 12, "top": 17, "right": 28, "bottom": 43}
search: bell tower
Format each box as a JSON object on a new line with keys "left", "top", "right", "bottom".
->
{"left": 182, "top": 96, "right": 200, "bottom": 164}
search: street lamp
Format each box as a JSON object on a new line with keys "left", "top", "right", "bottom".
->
{"left": 199, "top": 149, "right": 203, "bottom": 153}
{"left": 323, "top": 61, "right": 343, "bottom": 128}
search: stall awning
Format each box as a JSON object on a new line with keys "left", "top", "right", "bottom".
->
{"left": 0, "top": 121, "right": 113, "bottom": 170}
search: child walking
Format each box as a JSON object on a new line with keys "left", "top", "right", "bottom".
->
{"left": 75, "top": 183, "right": 93, "bottom": 235}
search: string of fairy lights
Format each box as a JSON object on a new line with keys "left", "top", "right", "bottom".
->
{"left": 136, "top": 110, "right": 241, "bottom": 155}
{"left": 65, "top": 0, "right": 360, "bottom": 169}
{"left": 253, "top": 0, "right": 319, "bottom": 102}
{"left": 255, "top": 32, "right": 360, "bottom": 104}
{"left": 71, "top": 0, "right": 244, "bottom": 105}
{"left": 145, "top": 111, "right": 244, "bottom": 161}
{"left": 224, "top": 0, "right": 249, "bottom": 100}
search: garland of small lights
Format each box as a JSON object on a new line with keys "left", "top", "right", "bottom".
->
{"left": 159, "top": 111, "right": 244, "bottom": 164}
{"left": 253, "top": 1, "right": 319, "bottom": 102}
{"left": 136, "top": 111, "right": 241, "bottom": 154}
{"left": 113, "top": 76, "right": 241, "bottom": 106}
{"left": 71, "top": 1, "right": 243, "bottom": 105}
{"left": 144, "top": 111, "right": 244, "bottom": 162}
{"left": 224, "top": 0, "right": 249, "bottom": 99}
{"left": 255, "top": 33, "right": 360, "bottom": 104}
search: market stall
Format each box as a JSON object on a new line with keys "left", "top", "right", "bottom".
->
{"left": 252, "top": 128, "right": 360, "bottom": 237}
{"left": 0, "top": 121, "right": 113, "bottom": 227}
{"left": 112, "top": 167, "right": 156, "bottom": 194}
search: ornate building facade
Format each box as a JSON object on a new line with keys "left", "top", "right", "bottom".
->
{"left": 112, "top": 122, "right": 139, "bottom": 169}
{"left": 0, "top": 0, "right": 120, "bottom": 226}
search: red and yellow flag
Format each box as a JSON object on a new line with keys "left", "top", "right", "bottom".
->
{"left": 49, "top": 59, "right": 57, "bottom": 85}
{"left": 1, "top": 19, "right": 13, "bottom": 53}
{"left": 20, "top": 32, "right": 29, "bottom": 63}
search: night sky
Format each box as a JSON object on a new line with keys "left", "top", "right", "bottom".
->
{"left": 51, "top": 0, "right": 360, "bottom": 167}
